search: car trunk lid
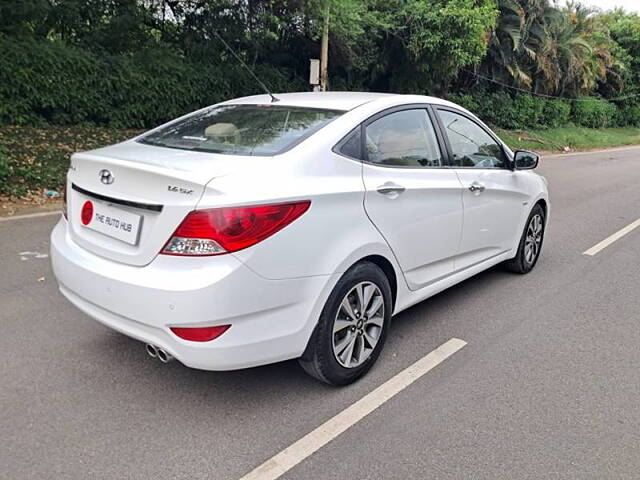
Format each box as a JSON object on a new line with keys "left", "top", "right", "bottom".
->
{"left": 66, "top": 141, "right": 257, "bottom": 266}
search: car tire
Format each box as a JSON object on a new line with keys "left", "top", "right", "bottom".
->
{"left": 503, "top": 203, "right": 546, "bottom": 274}
{"left": 299, "top": 261, "right": 392, "bottom": 386}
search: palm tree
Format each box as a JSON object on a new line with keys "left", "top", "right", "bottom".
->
{"left": 475, "top": 0, "right": 619, "bottom": 97}
{"left": 477, "top": 0, "right": 559, "bottom": 89}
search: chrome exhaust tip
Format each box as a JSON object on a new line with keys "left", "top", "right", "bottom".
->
{"left": 145, "top": 343, "right": 158, "bottom": 358}
{"left": 156, "top": 348, "right": 174, "bottom": 364}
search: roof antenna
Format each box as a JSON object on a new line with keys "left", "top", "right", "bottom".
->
{"left": 212, "top": 30, "right": 280, "bottom": 103}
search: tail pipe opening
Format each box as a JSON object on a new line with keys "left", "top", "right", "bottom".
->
{"left": 157, "top": 348, "right": 174, "bottom": 363}
{"left": 145, "top": 343, "right": 158, "bottom": 358}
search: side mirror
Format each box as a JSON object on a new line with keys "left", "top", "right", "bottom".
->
{"left": 514, "top": 150, "right": 539, "bottom": 170}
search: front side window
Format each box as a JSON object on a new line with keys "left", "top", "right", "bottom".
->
{"left": 438, "top": 110, "right": 507, "bottom": 168}
{"left": 365, "top": 109, "right": 443, "bottom": 167}
{"left": 139, "top": 105, "right": 343, "bottom": 156}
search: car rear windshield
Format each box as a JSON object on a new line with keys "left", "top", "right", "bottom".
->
{"left": 138, "top": 104, "right": 344, "bottom": 156}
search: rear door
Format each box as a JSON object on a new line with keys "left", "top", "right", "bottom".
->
{"left": 435, "top": 108, "right": 528, "bottom": 270}
{"left": 358, "top": 106, "right": 464, "bottom": 290}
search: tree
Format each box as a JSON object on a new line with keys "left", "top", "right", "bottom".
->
{"left": 475, "top": 0, "right": 620, "bottom": 97}
{"left": 601, "top": 9, "right": 640, "bottom": 96}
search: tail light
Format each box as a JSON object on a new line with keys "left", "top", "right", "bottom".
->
{"left": 162, "top": 200, "right": 311, "bottom": 256}
{"left": 170, "top": 325, "right": 231, "bottom": 342}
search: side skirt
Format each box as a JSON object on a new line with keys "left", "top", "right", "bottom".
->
{"left": 393, "top": 250, "right": 514, "bottom": 315}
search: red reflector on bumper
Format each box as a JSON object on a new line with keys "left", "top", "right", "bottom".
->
{"left": 81, "top": 200, "right": 93, "bottom": 225}
{"left": 170, "top": 325, "right": 231, "bottom": 342}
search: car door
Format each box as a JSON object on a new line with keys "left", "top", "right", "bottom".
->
{"left": 357, "top": 106, "right": 464, "bottom": 291}
{"left": 435, "top": 108, "right": 528, "bottom": 271}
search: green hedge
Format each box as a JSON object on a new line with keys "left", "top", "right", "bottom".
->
{"left": 615, "top": 103, "right": 640, "bottom": 127}
{"left": 448, "top": 93, "right": 567, "bottom": 129}
{"left": 0, "top": 37, "right": 306, "bottom": 128}
{"left": 542, "top": 99, "right": 571, "bottom": 127}
{"left": 448, "top": 92, "right": 640, "bottom": 129}
{"left": 571, "top": 97, "right": 618, "bottom": 128}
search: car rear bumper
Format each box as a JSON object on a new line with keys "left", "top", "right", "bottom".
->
{"left": 50, "top": 218, "right": 335, "bottom": 370}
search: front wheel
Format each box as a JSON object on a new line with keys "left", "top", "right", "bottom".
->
{"left": 299, "top": 261, "right": 392, "bottom": 386}
{"left": 503, "top": 204, "right": 546, "bottom": 274}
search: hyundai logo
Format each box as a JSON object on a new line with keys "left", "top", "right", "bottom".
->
{"left": 99, "top": 169, "right": 115, "bottom": 185}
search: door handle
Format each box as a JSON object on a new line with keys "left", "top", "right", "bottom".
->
{"left": 468, "top": 182, "right": 486, "bottom": 193}
{"left": 377, "top": 182, "right": 406, "bottom": 195}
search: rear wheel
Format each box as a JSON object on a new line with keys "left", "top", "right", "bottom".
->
{"left": 503, "top": 204, "right": 545, "bottom": 274}
{"left": 299, "top": 262, "right": 392, "bottom": 386}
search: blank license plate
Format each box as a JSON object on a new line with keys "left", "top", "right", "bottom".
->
{"left": 81, "top": 200, "right": 142, "bottom": 245}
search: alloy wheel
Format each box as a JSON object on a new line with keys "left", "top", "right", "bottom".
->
{"left": 332, "top": 281, "right": 384, "bottom": 368}
{"left": 524, "top": 214, "right": 543, "bottom": 265}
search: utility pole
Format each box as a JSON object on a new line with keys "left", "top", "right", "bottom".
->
{"left": 319, "top": 5, "right": 329, "bottom": 91}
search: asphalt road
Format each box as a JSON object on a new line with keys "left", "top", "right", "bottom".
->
{"left": 2, "top": 147, "right": 640, "bottom": 479}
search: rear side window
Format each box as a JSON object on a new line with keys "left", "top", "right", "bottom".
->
{"left": 139, "top": 105, "right": 343, "bottom": 156}
{"left": 364, "top": 109, "right": 443, "bottom": 167}
{"left": 338, "top": 128, "right": 362, "bottom": 159}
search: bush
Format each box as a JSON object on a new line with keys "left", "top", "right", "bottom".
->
{"left": 0, "top": 38, "right": 307, "bottom": 128}
{"left": 447, "top": 93, "right": 480, "bottom": 113}
{"left": 615, "top": 103, "right": 640, "bottom": 127}
{"left": 571, "top": 97, "right": 618, "bottom": 128}
{"left": 449, "top": 93, "right": 553, "bottom": 129}
{"left": 449, "top": 93, "right": 622, "bottom": 129}
{"left": 509, "top": 94, "right": 546, "bottom": 128}
{"left": 541, "top": 99, "right": 571, "bottom": 128}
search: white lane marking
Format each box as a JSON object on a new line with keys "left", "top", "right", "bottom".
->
{"left": 583, "top": 218, "right": 640, "bottom": 256}
{"left": 239, "top": 338, "right": 467, "bottom": 480}
{"left": 0, "top": 210, "right": 61, "bottom": 222}
{"left": 18, "top": 251, "right": 49, "bottom": 260}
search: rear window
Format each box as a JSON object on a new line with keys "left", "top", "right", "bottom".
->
{"left": 138, "top": 105, "right": 343, "bottom": 156}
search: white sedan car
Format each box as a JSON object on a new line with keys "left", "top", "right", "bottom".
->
{"left": 51, "top": 92, "right": 549, "bottom": 385}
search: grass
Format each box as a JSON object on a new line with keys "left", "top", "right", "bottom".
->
{"left": 1, "top": 124, "right": 640, "bottom": 201}
{"left": 497, "top": 125, "right": 640, "bottom": 152}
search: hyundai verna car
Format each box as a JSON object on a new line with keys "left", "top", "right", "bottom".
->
{"left": 51, "top": 92, "right": 549, "bottom": 385}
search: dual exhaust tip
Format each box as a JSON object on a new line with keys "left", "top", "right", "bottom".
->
{"left": 145, "top": 343, "right": 173, "bottom": 363}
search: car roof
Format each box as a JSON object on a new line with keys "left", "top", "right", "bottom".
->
{"left": 219, "top": 91, "right": 460, "bottom": 112}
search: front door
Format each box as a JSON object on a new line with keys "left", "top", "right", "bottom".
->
{"left": 436, "top": 108, "right": 528, "bottom": 271}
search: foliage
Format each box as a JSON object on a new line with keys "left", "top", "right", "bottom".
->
{"left": 379, "top": 0, "right": 498, "bottom": 93}
{"left": 0, "top": 37, "right": 305, "bottom": 127}
{"left": 616, "top": 103, "right": 640, "bottom": 126}
{"left": 571, "top": 97, "right": 618, "bottom": 127}
{"left": 541, "top": 99, "right": 572, "bottom": 128}
{"left": 1, "top": 0, "right": 640, "bottom": 130}
{"left": 449, "top": 92, "right": 574, "bottom": 129}
{"left": 602, "top": 10, "right": 640, "bottom": 93}
{"left": 472, "top": 0, "right": 623, "bottom": 98}
{"left": 0, "top": 126, "right": 142, "bottom": 197}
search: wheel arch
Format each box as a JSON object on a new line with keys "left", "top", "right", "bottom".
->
{"left": 535, "top": 198, "right": 548, "bottom": 217}
{"left": 352, "top": 254, "right": 398, "bottom": 310}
